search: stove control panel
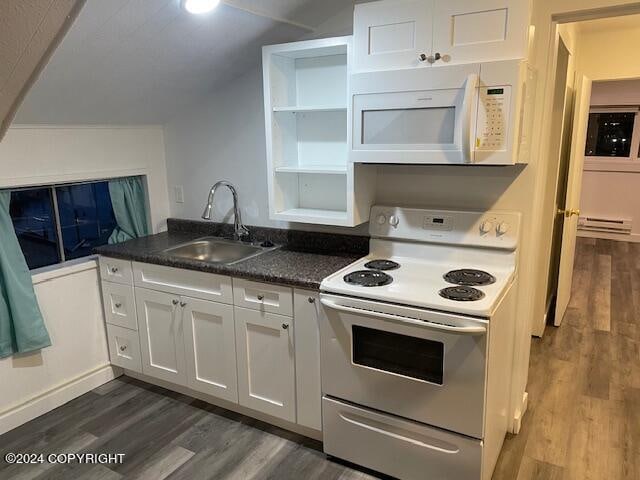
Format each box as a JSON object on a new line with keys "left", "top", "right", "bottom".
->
{"left": 369, "top": 206, "right": 521, "bottom": 250}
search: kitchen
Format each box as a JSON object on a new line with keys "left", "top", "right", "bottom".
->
{"left": 0, "top": 1, "right": 638, "bottom": 479}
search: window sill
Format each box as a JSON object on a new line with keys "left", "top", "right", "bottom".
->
{"left": 32, "top": 256, "right": 99, "bottom": 285}
{"left": 583, "top": 158, "right": 640, "bottom": 173}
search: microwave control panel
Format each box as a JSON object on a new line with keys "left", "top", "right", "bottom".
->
{"left": 476, "top": 86, "right": 511, "bottom": 151}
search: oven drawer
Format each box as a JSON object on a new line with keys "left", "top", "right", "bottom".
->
{"left": 323, "top": 397, "right": 482, "bottom": 480}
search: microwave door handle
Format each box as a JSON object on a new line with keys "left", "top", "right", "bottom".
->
{"left": 319, "top": 297, "right": 486, "bottom": 335}
{"left": 461, "top": 73, "right": 479, "bottom": 163}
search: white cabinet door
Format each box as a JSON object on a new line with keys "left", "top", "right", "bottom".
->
{"left": 235, "top": 306, "right": 296, "bottom": 422}
{"left": 353, "top": 0, "right": 433, "bottom": 72}
{"left": 293, "top": 290, "right": 322, "bottom": 431}
{"left": 432, "top": 0, "right": 528, "bottom": 66}
{"left": 182, "top": 297, "right": 238, "bottom": 403}
{"left": 136, "top": 287, "right": 187, "bottom": 385}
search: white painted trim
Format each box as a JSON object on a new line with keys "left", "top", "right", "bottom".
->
{"left": 125, "top": 370, "right": 322, "bottom": 441}
{"left": 32, "top": 258, "right": 98, "bottom": 285}
{"left": 577, "top": 230, "right": 640, "bottom": 243}
{"left": 9, "top": 124, "right": 163, "bottom": 130}
{"left": 510, "top": 391, "right": 528, "bottom": 434}
{"left": 0, "top": 167, "right": 149, "bottom": 190}
{"left": 0, "top": 365, "right": 121, "bottom": 436}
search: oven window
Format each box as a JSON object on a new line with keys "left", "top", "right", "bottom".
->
{"left": 352, "top": 326, "right": 444, "bottom": 384}
{"left": 362, "top": 107, "right": 455, "bottom": 145}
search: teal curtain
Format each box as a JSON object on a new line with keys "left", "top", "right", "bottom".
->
{"left": 108, "top": 177, "right": 150, "bottom": 244}
{"left": 0, "top": 191, "right": 51, "bottom": 358}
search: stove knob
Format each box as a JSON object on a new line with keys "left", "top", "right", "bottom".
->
{"left": 388, "top": 215, "right": 399, "bottom": 227}
{"left": 480, "top": 220, "right": 493, "bottom": 234}
{"left": 376, "top": 214, "right": 387, "bottom": 225}
{"left": 496, "top": 222, "right": 510, "bottom": 235}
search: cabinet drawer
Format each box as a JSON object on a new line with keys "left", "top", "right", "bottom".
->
{"left": 232, "top": 279, "right": 293, "bottom": 316}
{"left": 323, "top": 397, "right": 482, "bottom": 480}
{"left": 133, "top": 262, "right": 233, "bottom": 304}
{"left": 106, "top": 324, "right": 142, "bottom": 373}
{"left": 99, "top": 257, "right": 133, "bottom": 285}
{"left": 102, "top": 282, "right": 137, "bottom": 330}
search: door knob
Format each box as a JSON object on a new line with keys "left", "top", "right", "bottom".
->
{"left": 558, "top": 208, "right": 580, "bottom": 218}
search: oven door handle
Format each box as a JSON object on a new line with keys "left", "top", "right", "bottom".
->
{"left": 320, "top": 298, "right": 487, "bottom": 335}
{"left": 461, "top": 73, "right": 479, "bottom": 163}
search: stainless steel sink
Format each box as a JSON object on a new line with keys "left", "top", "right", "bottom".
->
{"left": 162, "top": 237, "right": 274, "bottom": 265}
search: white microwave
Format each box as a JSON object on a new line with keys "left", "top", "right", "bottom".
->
{"left": 350, "top": 59, "right": 535, "bottom": 165}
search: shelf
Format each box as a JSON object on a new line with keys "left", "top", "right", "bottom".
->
{"left": 273, "top": 105, "right": 347, "bottom": 113}
{"left": 274, "top": 208, "right": 348, "bottom": 224}
{"left": 275, "top": 165, "right": 347, "bottom": 175}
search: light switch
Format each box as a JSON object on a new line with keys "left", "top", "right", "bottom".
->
{"left": 174, "top": 186, "right": 184, "bottom": 204}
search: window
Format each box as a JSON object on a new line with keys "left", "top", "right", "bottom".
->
{"left": 584, "top": 107, "right": 640, "bottom": 171}
{"left": 6, "top": 178, "right": 142, "bottom": 270}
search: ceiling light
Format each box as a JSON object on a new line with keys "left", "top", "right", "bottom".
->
{"left": 182, "top": 0, "right": 220, "bottom": 15}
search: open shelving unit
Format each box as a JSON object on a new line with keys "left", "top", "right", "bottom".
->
{"left": 263, "top": 36, "right": 373, "bottom": 226}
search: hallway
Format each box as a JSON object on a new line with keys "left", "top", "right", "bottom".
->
{"left": 494, "top": 237, "right": 640, "bottom": 479}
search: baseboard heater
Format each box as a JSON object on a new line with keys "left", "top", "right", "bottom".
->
{"left": 578, "top": 215, "right": 632, "bottom": 234}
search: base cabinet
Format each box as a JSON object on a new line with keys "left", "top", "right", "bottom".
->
{"left": 136, "top": 287, "right": 187, "bottom": 386}
{"left": 235, "top": 306, "right": 296, "bottom": 422}
{"left": 182, "top": 297, "right": 238, "bottom": 403}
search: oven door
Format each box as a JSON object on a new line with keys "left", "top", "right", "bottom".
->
{"left": 352, "top": 74, "right": 478, "bottom": 164}
{"left": 319, "top": 293, "right": 488, "bottom": 439}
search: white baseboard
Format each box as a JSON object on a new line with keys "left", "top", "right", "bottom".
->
{"left": 0, "top": 364, "right": 121, "bottom": 436}
{"left": 577, "top": 230, "right": 640, "bottom": 243}
{"left": 510, "top": 391, "right": 529, "bottom": 434}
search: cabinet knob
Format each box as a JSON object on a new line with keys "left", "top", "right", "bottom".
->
{"left": 114, "top": 302, "right": 122, "bottom": 309}
{"left": 257, "top": 294, "right": 264, "bottom": 301}
{"left": 282, "top": 323, "right": 289, "bottom": 330}
{"left": 110, "top": 267, "right": 119, "bottom": 273}
{"left": 172, "top": 299, "right": 179, "bottom": 305}
{"left": 308, "top": 297, "right": 315, "bottom": 303}
{"left": 426, "top": 52, "right": 442, "bottom": 64}
{"left": 418, "top": 53, "right": 428, "bottom": 62}
{"left": 180, "top": 301, "right": 187, "bottom": 307}
{"left": 119, "top": 345, "right": 127, "bottom": 351}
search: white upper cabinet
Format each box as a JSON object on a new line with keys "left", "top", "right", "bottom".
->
{"left": 354, "top": 0, "right": 530, "bottom": 72}
{"left": 182, "top": 297, "right": 238, "bottom": 403}
{"left": 353, "top": 0, "right": 433, "bottom": 72}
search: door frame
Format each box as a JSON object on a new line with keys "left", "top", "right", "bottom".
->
{"left": 530, "top": 5, "right": 640, "bottom": 338}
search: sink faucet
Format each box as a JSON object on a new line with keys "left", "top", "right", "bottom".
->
{"left": 202, "top": 181, "right": 250, "bottom": 241}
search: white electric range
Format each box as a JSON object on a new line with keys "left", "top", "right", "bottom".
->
{"left": 319, "top": 206, "right": 520, "bottom": 480}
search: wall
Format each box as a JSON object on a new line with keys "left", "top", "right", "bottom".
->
{"left": 574, "top": 27, "right": 640, "bottom": 243}
{"left": 0, "top": 125, "right": 170, "bottom": 433}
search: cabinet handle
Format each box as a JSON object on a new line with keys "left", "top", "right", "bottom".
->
{"left": 282, "top": 323, "right": 289, "bottom": 330}
{"left": 110, "top": 267, "right": 119, "bottom": 273}
{"left": 114, "top": 302, "right": 122, "bottom": 309}
{"left": 307, "top": 297, "right": 315, "bottom": 303}
{"left": 119, "top": 345, "right": 127, "bottom": 352}
{"left": 172, "top": 299, "right": 179, "bottom": 305}
{"left": 180, "top": 301, "right": 187, "bottom": 307}
{"left": 257, "top": 294, "right": 264, "bottom": 301}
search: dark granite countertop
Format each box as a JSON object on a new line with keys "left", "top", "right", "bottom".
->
{"left": 95, "top": 219, "right": 368, "bottom": 290}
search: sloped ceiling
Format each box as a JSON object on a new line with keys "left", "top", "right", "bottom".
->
{"left": 13, "top": 0, "right": 351, "bottom": 125}
{"left": 0, "top": 0, "right": 84, "bottom": 139}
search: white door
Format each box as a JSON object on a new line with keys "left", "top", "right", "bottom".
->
{"left": 182, "top": 297, "right": 238, "bottom": 403}
{"left": 293, "top": 290, "right": 321, "bottom": 431}
{"left": 136, "top": 287, "right": 187, "bottom": 385}
{"left": 554, "top": 75, "right": 592, "bottom": 326}
{"left": 353, "top": 0, "right": 433, "bottom": 72}
{"left": 432, "top": 0, "right": 528, "bottom": 66}
{"left": 235, "top": 306, "right": 295, "bottom": 422}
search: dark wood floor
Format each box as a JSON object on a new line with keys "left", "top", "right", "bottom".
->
{"left": 1, "top": 238, "right": 638, "bottom": 479}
